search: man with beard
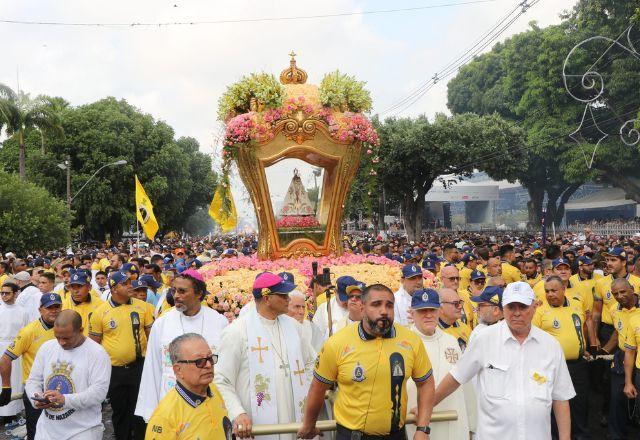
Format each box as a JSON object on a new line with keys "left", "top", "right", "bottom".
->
{"left": 522, "top": 258, "right": 541, "bottom": 288}
{"left": 394, "top": 264, "right": 424, "bottom": 327}
{"left": 135, "top": 270, "right": 228, "bottom": 423}
{"left": 468, "top": 286, "right": 504, "bottom": 346}
{"left": 570, "top": 256, "right": 602, "bottom": 293}
{"left": 298, "top": 284, "right": 435, "bottom": 440}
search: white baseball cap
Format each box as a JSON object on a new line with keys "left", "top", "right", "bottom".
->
{"left": 12, "top": 271, "right": 31, "bottom": 282}
{"left": 502, "top": 281, "right": 535, "bottom": 307}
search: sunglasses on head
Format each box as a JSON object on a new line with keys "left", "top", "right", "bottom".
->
{"left": 177, "top": 354, "right": 218, "bottom": 368}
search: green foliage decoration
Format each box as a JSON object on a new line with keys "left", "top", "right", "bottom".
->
{"left": 318, "top": 70, "right": 372, "bottom": 113}
{"left": 217, "top": 73, "right": 285, "bottom": 121}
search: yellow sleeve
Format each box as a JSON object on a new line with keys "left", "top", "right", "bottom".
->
{"left": 89, "top": 308, "right": 103, "bottom": 337}
{"left": 313, "top": 340, "right": 338, "bottom": 385}
{"left": 532, "top": 308, "right": 543, "bottom": 328}
{"left": 625, "top": 317, "right": 638, "bottom": 350}
{"left": 411, "top": 338, "right": 433, "bottom": 382}
{"left": 146, "top": 415, "right": 175, "bottom": 440}
{"left": 5, "top": 325, "right": 32, "bottom": 359}
{"left": 144, "top": 304, "right": 155, "bottom": 329}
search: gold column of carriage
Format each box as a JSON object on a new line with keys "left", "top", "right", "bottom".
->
{"left": 219, "top": 53, "right": 378, "bottom": 260}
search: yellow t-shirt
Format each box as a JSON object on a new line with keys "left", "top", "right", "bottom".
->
{"left": 0, "top": 274, "right": 8, "bottom": 287}
{"left": 569, "top": 272, "right": 603, "bottom": 297}
{"left": 438, "top": 318, "right": 472, "bottom": 352}
{"left": 534, "top": 280, "right": 591, "bottom": 314}
{"left": 533, "top": 297, "right": 585, "bottom": 361}
{"left": 501, "top": 262, "right": 523, "bottom": 284}
{"left": 457, "top": 289, "right": 476, "bottom": 329}
{"left": 624, "top": 312, "right": 640, "bottom": 368}
{"left": 5, "top": 318, "right": 55, "bottom": 383}
{"left": 459, "top": 267, "right": 473, "bottom": 292}
{"left": 146, "top": 383, "right": 231, "bottom": 440}
{"left": 89, "top": 297, "right": 154, "bottom": 366}
{"left": 525, "top": 273, "right": 542, "bottom": 288}
{"left": 314, "top": 323, "right": 432, "bottom": 435}
{"left": 595, "top": 274, "right": 640, "bottom": 325}
{"left": 610, "top": 301, "right": 640, "bottom": 351}
{"left": 62, "top": 293, "right": 105, "bottom": 336}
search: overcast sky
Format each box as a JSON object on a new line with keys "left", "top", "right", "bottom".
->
{"left": 0, "top": 0, "right": 578, "bottom": 223}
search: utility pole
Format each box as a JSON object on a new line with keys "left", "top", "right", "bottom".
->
{"left": 66, "top": 155, "right": 71, "bottom": 209}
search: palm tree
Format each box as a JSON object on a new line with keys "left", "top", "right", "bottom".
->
{"left": 0, "top": 83, "right": 63, "bottom": 180}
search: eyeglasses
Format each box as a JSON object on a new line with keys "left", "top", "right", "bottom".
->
{"left": 177, "top": 354, "right": 218, "bottom": 368}
{"left": 0, "top": 291, "right": 13, "bottom": 296}
{"left": 441, "top": 300, "right": 463, "bottom": 308}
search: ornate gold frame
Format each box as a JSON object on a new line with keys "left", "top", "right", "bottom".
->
{"left": 236, "top": 121, "right": 362, "bottom": 260}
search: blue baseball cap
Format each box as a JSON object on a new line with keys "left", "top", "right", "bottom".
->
{"left": 461, "top": 254, "right": 476, "bottom": 264}
{"left": 122, "top": 263, "right": 139, "bottom": 275}
{"left": 336, "top": 276, "right": 363, "bottom": 302}
{"left": 578, "top": 256, "right": 593, "bottom": 265}
{"left": 605, "top": 247, "right": 627, "bottom": 260}
{"left": 164, "top": 263, "right": 177, "bottom": 271}
{"left": 422, "top": 259, "right": 437, "bottom": 271}
{"left": 186, "top": 259, "right": 203, "bottom": 269}
{"left": 40, "top": 292, "right": 62, "bottom": 308}
{"left": 132, "top": 280, "right": 148, "bottom": 290}
{"left": 402, "top": 264, "right": 422, "bottom": 279}
{"left": 392, "top": 255, "right": 405, "bottom": 263}
{"left": 109, "top": 271, "right": 130, "bottom": 288}
{"left": 470, "top": 270, "right": 486, "bottom": 281}
{"left": 552, "top": 258, "right": 571, "bottom": 269}
{"left": 139, "top": 274, "right": 162, "bottom": 289}
{"left": 471, "top": 286, "right": 503, "bottom": 307}
{"left": 278, "top": 272, "right": 295, "bottom": 284}
{"left": 68, "top": 271, "right": 89, "bottom": 286}
{"left": 410, "top": 289, "right": 440, "bottom": 310}
{"left": 251, "top": 272, "right": 296, "bottom": 299}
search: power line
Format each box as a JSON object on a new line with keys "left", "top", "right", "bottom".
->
{"left": 0, "top": 0, "right": 497, "bottom": 27}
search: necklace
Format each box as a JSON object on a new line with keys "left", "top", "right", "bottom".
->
{"left": 179, "top": 308, "right": 205, "bottom": 335}
{"left": 270, "top": 318, "right": 289, "bottom": 376}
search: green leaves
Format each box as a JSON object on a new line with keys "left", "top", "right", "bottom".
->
{"left": 217, "top": 73, "right": 285, "bottom": 120}
{"left": 318, "top": 70, "right": 372, "bottom": 113}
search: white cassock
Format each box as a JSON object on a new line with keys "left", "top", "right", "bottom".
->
{"left": 214, "top": 311, "right": 315, "bottom": 440}
{"left": 16, "top": 285, "right": 42, "bottom": 322}
{"left": 407, "top": 327, "right": 472, "bottom": 440}
{"left": 134, "top": 306, "right": 229, "bottom": 422}
{"left": 393, "top": 286, "right": 413, "bottom": 327}
{"left": 311, "top": 297, "right": 347, "bottom": 351}
{"left": 0, "top": 303, "right": 29, "bottom": 416}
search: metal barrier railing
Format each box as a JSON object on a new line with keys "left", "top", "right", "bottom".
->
{"left": 251, "top": 412, "right": 458, "bottom": 436}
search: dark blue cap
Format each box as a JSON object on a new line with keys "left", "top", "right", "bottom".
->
{"left": 470, "top": 270, "right": 486, "bottom": 281}
{"left": 422, "top": 259, "right": 436, "bottom": 271}
{"left": 164, "top": 264, "right": 177, "bottom": 271}
{"left": 251, "top": 272, "right": 296, "bottom": 299}
{"left": 163, "top": 256, "right": 174, "bottom": 263}
{"left": 132, "top": 280, "right": 148, "bottom": 290}
{"left": 336, "top": 276, "right": 363, "bottom": 302}
{"left": 552, "top": 258, "right": 571, "bottom": 269}
{"left": 410, "top": 288, "right": 440, "bottom": 310}
{"left": 605, "top": 247, "right": 627, "bottom": 259}
{"left": 578, "top": 256, "right": 593, "bottom": 265}
{"left": 402, "top": 264, "right": 422, "bottom": 279}
{"left": 139, "top": 274, "right": 162, "bottom": 289}
{"left": 278, "top": 272, "right": 295, "bottom": 284}
{"left": 40, "top": 292, "right": 62, "bottom": 308}
{"left": 471, "top": 286, "right": 503, "bottom": 306}
{"left": 462, "top": 254, "right": 476, "bottom": 264}
{"left": 122, "top": 263, "right": 139, "bottom": 274}
{"left": 68, "top": 271, "right": 89, "bottom": 286}
{"left": 186, "top": 259, "right": 202, "bottom": 269}
{"left": 109, "top": 271, "right": 130, "bottom": 288}
{"left": 392, "top": 255, "right": 405, "bottom": 263}
{"left": 426, "top": 253, "right": 442, "bottom": 262}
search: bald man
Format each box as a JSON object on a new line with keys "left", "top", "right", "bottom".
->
{"left": 26, "top": 310, "right": 111, "bottom": 440}
{"left": 437, "top": 288, "right": 472, "bottom": 352}
{"left": 441, "top": 266, "right": 473, "bottom": 327}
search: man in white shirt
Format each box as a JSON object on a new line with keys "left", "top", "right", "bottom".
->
{"left": 25, "top": 310, "right": 111, "bottom": 440}
{"left": 215, "top": 272, "right": 315, "bottom": 440}
{"left": 135, "top": 269, "right": 228, "bottom": 422}
{"left": 393, "top": 264, "right": 424, "bottom": 327}
{"left": 312, "top": 276, "right": 350, "bottom": 348}
{"left": 92, "top": 271, "right": 110, "bottom": 301}
{"left": 14, "top": 271, "right": 43, "bottom": 322}
{"left": 434, "top": 281, "right": 575, "bottom": 440}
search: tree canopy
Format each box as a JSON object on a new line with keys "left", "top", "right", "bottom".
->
{"left": 0, "top": 97, "right": 217, "bottom": 240}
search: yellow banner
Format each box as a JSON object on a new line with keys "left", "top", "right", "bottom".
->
{"left": 209, "top": 185, "right": 237, "bottom": 233}
{"left": 135, "top": 175, "right": 159, "bottom": 240}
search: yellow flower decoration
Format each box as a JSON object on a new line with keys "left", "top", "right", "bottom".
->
{"left": 532, "top": 372, "right": 547, "bottom": 384}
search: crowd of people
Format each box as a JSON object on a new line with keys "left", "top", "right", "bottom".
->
{"left": 0, "top": 230, "right": 639, "bottom": 439}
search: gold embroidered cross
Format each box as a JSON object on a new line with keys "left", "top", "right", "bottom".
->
{"left": 293, "top": 359, "right": 305, "bottom": 386}
{"left": 251, "top": 337, "right": 269, "bottom": 363}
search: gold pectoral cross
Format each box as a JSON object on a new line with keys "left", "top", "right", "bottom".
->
{"left": 251, "top": 336, "right": 269, "bottom": 363}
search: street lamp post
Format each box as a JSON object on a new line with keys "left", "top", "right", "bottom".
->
{"left": 58, "top": 158, "right": 127, "bottom": 207}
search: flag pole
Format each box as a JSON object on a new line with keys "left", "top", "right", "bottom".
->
{"left": 136, "top": 219, "right": 141, "bottom": 258}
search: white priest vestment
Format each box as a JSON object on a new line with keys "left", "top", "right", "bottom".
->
{"left": 134, "top": 306, "right": 228, "bottom": 422}
{"left": 0, "top": 303, "right": 29, "bottom": 416}
{"left": 407, "top": 327, "right": 470, "bottom": 440}
{"left": 215, "top": 311, "right": 315, "bottom": 440}
{"left": 311, "top": 297, "right": 347, "bottom": 351}
{"left": 16, "top": 285, "right": 42, "bottom": 322}
{"left": 393, "top": 286, "right": 414, "bottom": 327}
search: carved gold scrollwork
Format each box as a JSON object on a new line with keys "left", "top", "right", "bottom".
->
{"left": 276, "top": 117, "right": 323, "bottom": 144}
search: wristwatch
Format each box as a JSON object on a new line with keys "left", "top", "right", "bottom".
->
{"left": 415, "top": 426, "right": 431, "bottom": 434}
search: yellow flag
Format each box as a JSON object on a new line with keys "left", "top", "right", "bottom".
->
{"left": 209, "top": 185, "right": 237, "bottom": 233}
{"left": 135, "top": 175, "right": 159, "bottom": 240}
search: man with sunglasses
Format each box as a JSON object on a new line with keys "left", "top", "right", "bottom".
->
{"left": 441, "top": 265, "right": 474, "bottom": 328}
{"left": 437, "top": 288, "right": 471, "bottom": 352}
{"left": 146, "top": 333, "right": 232, "bottom": 440}
{"left": 334, "top": 277, "right": 365, "bottom": 333}
{"left": 135, "top": 269, "right": 227, "bottom": 424}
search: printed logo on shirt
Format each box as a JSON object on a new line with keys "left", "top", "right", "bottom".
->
{"left": 352, "top": 362, "right": 366, "bottom": 382}
{"left": 553, "top": 319, "right": 560, "bottom": 329}
{"left": 617, "top": 320, "right": 623, "bottom": 331}
{"left": 44, "top": 361, "right": 76, "bottom": 420}
{"left": 606, "top": 291, "right": 612, "bottom": 300}
{"left": 108, "top": 318, "right": 117, "bottom": 329}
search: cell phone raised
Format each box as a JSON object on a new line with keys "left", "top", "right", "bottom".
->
{"left": 32, "top": 395, "right": 50, "bottom": 404}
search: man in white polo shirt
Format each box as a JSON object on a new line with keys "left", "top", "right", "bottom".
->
{"left": 434, "top": 281, "right": 575, "bottom": 440}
